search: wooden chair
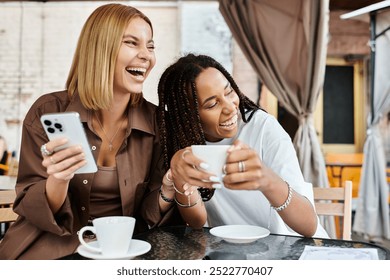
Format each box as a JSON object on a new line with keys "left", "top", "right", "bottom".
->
{"left": 6, "top": 157, "right": 19, "bottom": 177}
{"left": 313, "top": 180, "right": 353, "bottom": 240}
{"left": 0, "top": 190, "right": 18, "bottom": 238}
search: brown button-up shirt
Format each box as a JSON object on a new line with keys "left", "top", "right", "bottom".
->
{"left": 0, "top": 90, "right": 180, "bottom": 259}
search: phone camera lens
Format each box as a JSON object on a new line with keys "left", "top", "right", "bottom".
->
{"left": 47, "top": 127, "right": 55, "bottom": 134}
{"left": 54, "top": 123, "right": 62, "bottom": 129}
{"left": 44, "top": 120, "right": 52, "bottom": 126}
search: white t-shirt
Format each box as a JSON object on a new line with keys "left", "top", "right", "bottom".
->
{"left": 205, "top": 110, "right": 329, "bottom": 238}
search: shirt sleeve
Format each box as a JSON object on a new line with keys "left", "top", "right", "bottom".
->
{"left": 12, "top": 109, "right": 74, "bottom": 235}
{"left": 139, "top": 127, "right": 184, "bottom": 228}
{"left": 259, "top": 114, "right": 329, "bottom": 238}
{"left": 254, "top": 113, "right": 315, "bottom": 203}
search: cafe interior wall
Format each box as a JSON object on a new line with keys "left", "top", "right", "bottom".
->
{"left": 0, "top": 1, "right": 259, "bottom": 157}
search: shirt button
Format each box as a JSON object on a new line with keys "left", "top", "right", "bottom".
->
{"left": 83, "top": 180, "right": 88, "bottom": 184}
{"left": 81, "top": 207, "right": 86, "bottom": 211}
{"left": 91, "top": 146, "right": 96, "bottom": 151}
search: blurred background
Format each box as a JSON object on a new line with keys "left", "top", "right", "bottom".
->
{"left": 0, "top": 0, "right": 380, "bottom": 155}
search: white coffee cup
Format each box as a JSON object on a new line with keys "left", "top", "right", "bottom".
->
{"left": 191, "top": 145, "right": 230, "bottom": 187}
{"left": 78, "top": 216, "right": 135, "bottom": 257}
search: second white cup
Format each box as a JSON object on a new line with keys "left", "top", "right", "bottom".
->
{"left": 78, "top": 216, "right": 135, "bottom": 257}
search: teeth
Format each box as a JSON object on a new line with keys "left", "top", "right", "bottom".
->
{"left": 220, "top": 114, "right": 238, "bottom": 127}
{"left": 126, "top": 67, "right": 146, "bottom": 73}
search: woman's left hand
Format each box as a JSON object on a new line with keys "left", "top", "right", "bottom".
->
{"left": 222, "top": 140, "right": 283, "bottom": 191}
{"left": 170, "top": 148, "right": 217, "bottom": 191}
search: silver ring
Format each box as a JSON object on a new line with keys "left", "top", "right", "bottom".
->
{"left": 238, "top": 161, "right": 245, "bottom": 172}
{"left": 165, "top": 169, "right": 173, "bottom": 183}
{"left": 222, "top": 164, "right": 227, "bottom": 174}
{"left": 40, "top": 144, "right": 53, "bottom": 156}
{"left": 164, "top": 169, "right": 174, "bottom": 187}
{"left": 181, "top": 150, "right": 190, "bottom": 160}
{"left": 50, "top": 156, "right": 56, "bottom": 164}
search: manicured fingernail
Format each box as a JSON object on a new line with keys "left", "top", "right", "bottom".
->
{"left": 212, "top": 183, "right": 222, "bottom": 189}
{"left": 200, "top": 162, "right": 209, "bottom": 170}
{"left": 209, "top": 176, "right": 220, "bottom": 182}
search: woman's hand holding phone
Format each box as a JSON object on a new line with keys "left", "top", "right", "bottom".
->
{"left": 41, "top": 137, "right": 88, "bottom": 181}
{"left": 40, "top": 112, "right": 98, "bottom": 177}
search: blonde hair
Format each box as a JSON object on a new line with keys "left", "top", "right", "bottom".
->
{"left": 66, "top": 3, "right": 153, "bottom": 110}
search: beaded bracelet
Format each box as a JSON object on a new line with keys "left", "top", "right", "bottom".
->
{"left": 174, "top": 190, "right": 202, "bottom": 208}
{"left": 159, "top": 185, "right": 174, "bottom": 203}
{"left": 271, "top": 182, "right": 293, "bottom": 212}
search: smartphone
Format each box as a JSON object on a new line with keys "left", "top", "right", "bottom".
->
{"left": 40, "top": 112, "right": 98, "bottom": 174}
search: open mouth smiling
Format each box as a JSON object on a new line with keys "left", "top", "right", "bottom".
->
{"left": 126, "top": 67, "right": 146, "bottom": 77}
{"left": 220, "top": 114, "right": 238, "bottom": 128}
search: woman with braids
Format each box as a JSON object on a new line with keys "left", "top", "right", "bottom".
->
{"left": 157, "top": 53, "right": 328, "bottom": 238}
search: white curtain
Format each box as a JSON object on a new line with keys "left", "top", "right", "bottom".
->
{"left": 353, "top": 9, "right": 390, "bottom": 241}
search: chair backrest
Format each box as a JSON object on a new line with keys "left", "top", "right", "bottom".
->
{"left": 313, "top": 180, "right": 353, "bottom": 240}
{"left": 0, "top": 190, "right": 18, "bottom": 223}
{"left": 6, "top": 158, "right": 18, "bottom": 177}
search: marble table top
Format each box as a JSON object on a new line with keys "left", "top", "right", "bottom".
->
{"left": 125, "top": 226, "right": 390, "bottom": 260}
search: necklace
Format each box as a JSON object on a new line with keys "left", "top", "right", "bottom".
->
{"left": 94, "top": 112, "right": 127, "bottom": 152}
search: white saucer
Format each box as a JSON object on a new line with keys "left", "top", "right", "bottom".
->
{"left": 210, "top": 225, "right": 270, "bottom": 244}
{"left": 77, "top": 239, "right": 151, "bottom": 260}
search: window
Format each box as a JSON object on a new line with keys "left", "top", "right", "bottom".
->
{"left": 314, "top": 58, "right": 366, "bottom": 154}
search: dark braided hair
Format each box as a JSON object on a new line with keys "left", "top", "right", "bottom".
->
{"left": 157, "top": 53, "right": 260, "bottom": 199}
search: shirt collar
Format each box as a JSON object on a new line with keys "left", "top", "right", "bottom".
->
{"left": 127, "top": 99, "right": 155, "bottom": 135}
{"left": 65, "top": 92, "right": 89, "bottom": 122}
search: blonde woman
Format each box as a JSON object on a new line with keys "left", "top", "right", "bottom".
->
{"left": 0, "top": 3, "right": 178, "bottom": 259}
